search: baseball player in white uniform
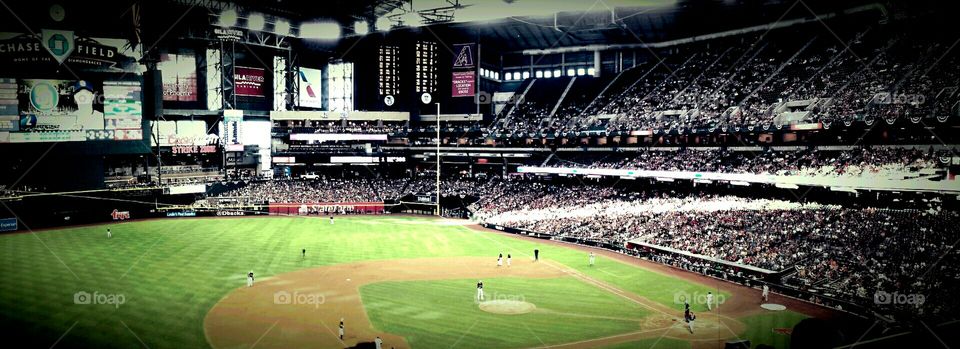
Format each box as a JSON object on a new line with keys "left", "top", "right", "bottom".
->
{"left": 374, "top": 336, "right": 383, "bottom": 349}
{"left": 476, "top": 280, "right": 484, "bottom": 301}
{"left": 589, "top": 252, "right": 595, "bottom": 266}
{"left": 506, "top": 254, "right": 511, "bottom": 267}
{"left": 706, "top": 292, "right": 714, "bottom": 310}
{"left": 497, "top": 253, "right": 503, "bottom": 267}
{"left": 762, "top": 284, "right": 769, "bottom": 302}
{"left": 338, "top": 318, "right": 344, "bottom": 340}
{"left": 247, "top": 271, "right": 254, "bottom": 287}
{"left": 106, "top": 228, "right": 112, "bottom": 238}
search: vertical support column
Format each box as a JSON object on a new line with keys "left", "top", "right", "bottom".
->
{"left": 593, "top": 50, "right": 601, "bottom": 77}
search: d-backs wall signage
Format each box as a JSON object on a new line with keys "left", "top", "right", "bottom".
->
{"left": 0, "top": 29, "right": 133, "bottom": 72}
{"left": 451, "top": 43, "right": 476, "bottom": 98}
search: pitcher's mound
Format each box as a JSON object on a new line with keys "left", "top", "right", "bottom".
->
{"left": 761, "top": 303, "right": 787, "bottom": 311}
{"left": 479, "top": 300, "right": 537, "bottom": 314}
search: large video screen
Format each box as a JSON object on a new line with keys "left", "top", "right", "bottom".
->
{"left": 0, "top": 78, "right": 143, "bottom": 143}
{"left": 159, "top": 52, "right": 198, "bottom": 102}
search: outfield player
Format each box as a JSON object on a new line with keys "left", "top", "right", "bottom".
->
{"left": 706, "top": 292, "right": 714, "bottom": 310}
{"left": 762, "top": 284, "right": 769, "bottom": 302}
{"left": 338, "top": 318, "right": 344, "bottom": 340}
{"left": 476, "top": 280, "right": 484, "bottom": 301}
{"left": 106, "top": 228, "right": 112, "bottom": 239}
{"left": 497, "top": 253, "right": 503, "bottom": 267}
{"left": 534, "top": 249, "right": 539, "bottom": 261}
{"left": 589, "top": 252, "right": 595, "bottom": 266}
{"left": 247, "top": 271, "right": 254, "bottom": 287}
{"left": 302, "top": 248, "right": 306, "bottom": 259}
{"left": 330, "top": 215, "right": 334, "bottom": 225}
{"left": 506, "top": 254, "right": 511, "bottom": 267}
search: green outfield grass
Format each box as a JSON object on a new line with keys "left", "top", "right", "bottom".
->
{"left": 0, "top": 216, "right": 793, "bottom": 348}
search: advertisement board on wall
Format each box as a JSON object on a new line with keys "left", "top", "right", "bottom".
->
{"left": 234, "top": 66, "right": 265, "bottom": 97}
{"left": 451, "top": 71, "right": 476, "bottom": 97}
{"left": 159, "top": 52, "right": 198, "bottom": 102}
{"left": 298, "top": 67, "right": 322, "bottom": 108}
{"left": 0, "top": 217, "right": 17, "bottom": 232}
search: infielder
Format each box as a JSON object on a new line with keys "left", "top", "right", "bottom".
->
{"left": 497, "top": 253, "right": 503, "bottom": 267}
{"left": 374, "top": 336, "right": 383, "bottom": 349}
{"left": 589, "top": 252, "right": 595, "bottom": 266}
{"left": 302, "top": 248, "right": 306, "bottom": 259}
{"left": 106, "top": 228, "right": 112, "bottom": 239}
{"left": 762, "top": 284, "right": 769, "bottom": 302}
{"left": 476, "top": 280, "right": 484, "bottom": 301}
{"left": 706, "top": 292, "right": 714, "bottom": 310}
{"left": 247, "top": 271, "right": 254, "bottom": 287}
{"left": 507, "top": 254, "right": 511, "bottom": 267}
{"left": 339, "top": 318, "right": 344, "bottom": 340}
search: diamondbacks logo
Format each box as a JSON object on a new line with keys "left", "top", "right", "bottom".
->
{"left": 41, "top": 29, "right": 74, "bottom": 64}
{"left": 452, "top": 44, "right": 474, "bottom": 68}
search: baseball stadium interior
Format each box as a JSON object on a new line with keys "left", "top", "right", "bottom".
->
{"left": 1, "top": 0, "right": 959, "bottom": 348}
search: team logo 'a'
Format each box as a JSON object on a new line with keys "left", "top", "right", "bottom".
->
{"left": 41, "top": 29, "right": 75, "bottom": 65}
{"left": 453, "top": 44, "right": 474, "bottom": 68}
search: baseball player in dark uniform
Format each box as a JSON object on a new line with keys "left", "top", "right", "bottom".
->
{"left": 534, "top": 249, "right": 539, "bottom": 261}
{"left": 476, "top": 280, "right": 484, "bottom": 301}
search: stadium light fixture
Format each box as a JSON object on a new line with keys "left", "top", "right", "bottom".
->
{"left": 535, "top": 71, "right": 543, "bottom": 78}
{"left": 354, "top": 20, "right": 369, "bottom": 35}
{"left": 522, "top": 71, "right": 530, "bottom": 79}
{"left": 247, "top": 13, "right": 266, "bottom": 31}
{"left": 553, "top": 69, "right": 561, "bottom": 78}
{"left": 300, "top": 22, "right": 341, "bottom": 40}
{"left": 375, "top": 17, "right": 392, "bottom": 31}
{"left": 588, "top": 68, "right": 596, "bottom": 76}
{"left": 274, "top": 19, "right": 291, "bottom": 36}
{"left": 544, "top": 71, "right": 552, "bottom": 78}
{"left": 505, "top": 72, "right": 512, "bottom": 80}
{"left": 577, "top": 68, "right": 586, "bottom": 76}
{"left": 567, "top": 69, "right": 575, "bottom": 77}
{"left": 217, "top": 9, "right": 238, "bottom": 27}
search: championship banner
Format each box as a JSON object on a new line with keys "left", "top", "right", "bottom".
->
{"left": 234, "top": 66, "right": 265, "bottom": 97}
{"left": 452, "top": 71, "right": 475, "bottom": 97}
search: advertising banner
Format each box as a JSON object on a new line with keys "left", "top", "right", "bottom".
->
{"left": 234, "top": 67, "right": 265, "bottom": 97}
{"left": 451, "top": 71, "right": 476, "bottom": 97}
{"left": 0, "top": 217, "right": 17, "bottom": 232}
{"left": 268, "top": 202, "right": 385, "bottom": 215}
{"left": 298, "top": 67, "right": 323, "bottom": 108}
